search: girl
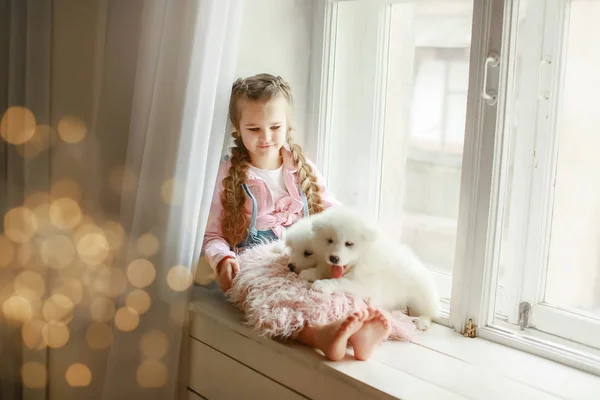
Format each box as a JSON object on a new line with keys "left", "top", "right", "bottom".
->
{"left": 202, "top": 73, "right": 391, "bottom": 361}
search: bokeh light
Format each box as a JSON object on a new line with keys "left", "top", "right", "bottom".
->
{"left": 15, "top": 271, "right": 45, "bottom": 300}
{"left": 166, "top": 265, "right": 193, "bottom": 292}
{"left": 93, "top": 267, "right": 126, "bottom": 298}
{"left": 135, "top": 233, "right": 160, "bottom": 257}
{"left": 52, "top": 278, "right": 83, "bottom": 305}
{"left": 126, "top": 259, "right": 156, "bottom": 288}
{"left": 85, "top": 322, "right": 113, "bottom": 350}
{"left": 65, "top": 363, "right": 92, "bottom": 387}
{"left": 4, "top": 207, "right": 38, "bottom": 243}
{"left": 21, "top": 320, "right": 47, "bottom": 349}
{"left": 77, "top": 232, "right": 110, "bottom": 265}
{"left": 160, "top": 178, "right": 183, "bottom": 205}
{"left": 42, "top": 294, "right": 74, "bottom": 322}
{"left": 41, "top": 234, "right": 75, "bottom": 269}
{"left": 102, "top": 221, "right": 125, "bottom": 251}
{"left": 42, "top": 321, "right": 70, "bottom": 348}
{"left": 51, "top": 179, "right": 82, "bottom": 203}
{"left": 0, "top": 235, "right": 15, "bottom": 267}
{"left": 49, "top": 198, "right": 82, "bottom": 230}
{"left": 90, "top": 297, "right": 116, "bottom": 322}
{"left": 125, "top": 289, "right": 151, "bottom": 315}
{"left": 140, "top": 329, "right": 169, "bottom": 360}
{"left": 21, "top": 362, "right": 47, "bottom": 388}
{"left": 57, "top": 115, "right": 87, "bottom": 143}
{"left": 136, "top": 360, "right": 167, "bottom": 388}
{"left": 114, "top": 306, "right": 139, "bottom": 332}
{"left": 0, "top": 106, "right": 36, "bottom": 145}
{"left": 16, "top": 124, "right": 54, "bottom": 158}
{"left": 3, "top": 296, "right": 33, "bottom": 324}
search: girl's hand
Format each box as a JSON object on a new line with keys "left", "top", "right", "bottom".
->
{"left": 216, "top": 257, "right": 240, "bottom": 293}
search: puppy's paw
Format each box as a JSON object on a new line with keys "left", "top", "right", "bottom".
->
{"left": 299, "top": 269, "right": 320, "bottom": 282}
{"left": 312, "top": 279, "right": 337, "bottom": 294}
{"left": 413, "top": 316, "right": 432, "bottom": 331}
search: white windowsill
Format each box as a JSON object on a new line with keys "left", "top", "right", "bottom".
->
{"left": 187, "top": 285, "right": 600, "bottom": 399}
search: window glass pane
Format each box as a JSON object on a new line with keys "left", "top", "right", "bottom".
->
{"left": 327, "top": 0, "right": 473, "bottom": 312}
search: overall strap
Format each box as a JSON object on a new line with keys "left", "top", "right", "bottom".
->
{"left": 241, "top": 183, "right": 258, "bottom": 236}
{"left": 299, "top": 187, "right": 310, "bottom": 217}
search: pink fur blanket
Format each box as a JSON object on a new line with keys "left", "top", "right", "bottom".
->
{"left": 227, "top": 241, "right": 417, "bottom": 341}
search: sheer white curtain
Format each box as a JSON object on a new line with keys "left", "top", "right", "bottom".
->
{"left": 1, "top": 0, "right": 243, "bottom": 399}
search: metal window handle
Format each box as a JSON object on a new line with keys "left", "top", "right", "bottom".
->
{"left": 482, "top": 52, "right": 500, "bottom": 105}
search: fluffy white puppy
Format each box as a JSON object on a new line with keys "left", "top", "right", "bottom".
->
{"left": 309, "top": 206, "right": 439, "bottom": 330}
{"left": 283, "top": 217, "right": 327, "bottom": 282}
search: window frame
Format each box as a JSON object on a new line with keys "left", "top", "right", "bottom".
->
{"left": 309, "top": 0, "right": 600, "bottom": 376}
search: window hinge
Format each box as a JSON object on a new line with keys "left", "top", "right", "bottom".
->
{"left": 518, "top": 302, "right": 531, "bottom": 331}
{"left": 463, "top": 318, "right": 477, "bottom": 338}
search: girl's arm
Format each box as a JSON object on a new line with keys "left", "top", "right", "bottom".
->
{"left": 202, "top": 161, "right": 237, "bottom": 271}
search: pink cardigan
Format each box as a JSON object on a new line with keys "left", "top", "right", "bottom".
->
{"left": 202, "top": 148, "right": 338, "bottom": 271}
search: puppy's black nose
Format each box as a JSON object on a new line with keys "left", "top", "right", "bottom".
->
{"left": 329, "top": 255, "right": 339, "bottom": 264}
{"left": 288, "top": 263, "right": 295, "bottom": 272}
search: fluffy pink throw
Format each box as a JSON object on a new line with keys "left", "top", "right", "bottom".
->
{"left": 227, "top": 241, "right": 417, "bottom": 341}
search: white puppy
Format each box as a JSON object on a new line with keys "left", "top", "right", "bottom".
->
{"left": 309, "top": 206, "right": 439, "bottom": 330}
{"left": 283, "top": 217, "right": 327, "bottom": 282}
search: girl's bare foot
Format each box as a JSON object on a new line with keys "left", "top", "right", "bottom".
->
{"left": 313, "top": 310, "right": 368, "bottom": 361}
{"left": 349, "top": 307, "right": 391, "bottom": 360}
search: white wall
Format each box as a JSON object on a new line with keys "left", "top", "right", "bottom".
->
{"left": 234, "top": 0, "right": 315, "bottom": 147}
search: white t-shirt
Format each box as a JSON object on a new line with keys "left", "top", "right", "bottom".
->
{"left": 249, "top": 165, "right": 289, "bottom": 204}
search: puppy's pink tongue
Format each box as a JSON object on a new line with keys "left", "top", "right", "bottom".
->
{"left": 331, "top": 265, "right": 344, "bottom": 279}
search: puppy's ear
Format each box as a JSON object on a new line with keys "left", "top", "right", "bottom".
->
{"left": 360, "top": 220, "right": 378, "bottom": 243}
{"left": 311, "top": 217, "right": 327, "bottom": 235}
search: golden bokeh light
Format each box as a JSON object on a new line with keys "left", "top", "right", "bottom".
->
{"left": 15, "top": 271, "right": 45, "bottom": 300}
{"left": 85, "top": 322, "right": 113, "bottom": 350}
{"left": 125, "top": 289, "right": 151, "bottom": 315}
{"left": 140, "top": 329, "right": 169, "bottom": 360}
{"left": 136, "top": 360, "right": 167, "bottom": 388}
{"left": 42, "top": 294, "right": 74, "bottom": 322}
{"left": 77, "top": 233, "right": 110, "bottom": 265}
{"left": 102, "top": 221, "right": 125, "bottom": 251}
{"left": 0, "top": 106, "right": 36, "bottom": 145}
{"left": 41, "top": 234, "right": 75, "bottom": 269}
{"left": 42, "top": 321, "right": 70, "bottom": 348}
{"left": 126, "top": 259, "right": 156, "bottom": 289}
{"left": 167, "top": 265, "right": 193, "bottom": 292}
{"left": 65, "top": 363, "right": 92, "bottom": 387}
{"left": 4, "top": 207, "right": 38, "bottom": 243}
{"left": 73, "top": 221, "right": 103, "bottom": 244}
{"left": 160, "top": 178, "right": 184, "bottom": 205}
{"left": 114, "top": 306, "right": 139, "bottom": 332}
{"left": 135, "top": 233, "right": 160, "bottom": 257}
{"left": 90, "top": 297, "right": 116, "bottom": 322}
{"left": 0, "top": 235, "right": 15, "bottom": 267}
{"left": 57, "top": 115, "right": 87, "bottom": 143}
{"left": 108, "top": 167, "right": 137, "bottom": 194}
{"left": 51, "top": 179, "right": 82, "bottom": 203}
{"left": 93, "top": 267, "right": 126, "bottom": 298}
{"left": 16, "top": 124, "right": 54, "bottom": 158}
{"left": 21, "top": 320, "right": 47, "bottom": 349}
{"left": 3, "top": 296, "right": 32, "bottom": 324}
{"left": 32, "top": 203, "right": 56, "bottom": 237}
{"left": 16, "top": 242, "right": 36, "bottom": 267}
{"left": 49, "top": 198, "right": 82, "bottom": 230}
{"left": 52, "top": 278, "right": 83, "bottom": 305}
{"left": 169, "top": 302, "right": 187, "bottom": 326}
{"left": 21, "top": 362, "right": 47, "bottom": 389}
{"left": 24, "top": 191, "right": 53, "bottom": 209}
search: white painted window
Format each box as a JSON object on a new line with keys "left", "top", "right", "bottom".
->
{"left": 310, "top": 0, "right": 600, "bottom": 374}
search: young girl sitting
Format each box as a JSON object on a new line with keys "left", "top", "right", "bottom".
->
{"left": 202, "top": 73, "right": 391, "bottom": 361}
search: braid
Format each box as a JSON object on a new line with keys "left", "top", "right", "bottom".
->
{"left": 286, "top": 132, "right": 324, "bottom": 215}
{"left": 220, "top": 136, "right": 251, "bottom": 247}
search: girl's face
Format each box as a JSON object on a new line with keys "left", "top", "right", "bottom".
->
{"left": 237, "top": 96, "right": 288, "bottom": 169}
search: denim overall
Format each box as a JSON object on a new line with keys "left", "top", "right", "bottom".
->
{"left": 235, "top": 183, "right": 310, "bottom": 253}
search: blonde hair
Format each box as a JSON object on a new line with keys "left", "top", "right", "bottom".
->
{"left": 220, "top": 73, "right": 324, "bottom": 247}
